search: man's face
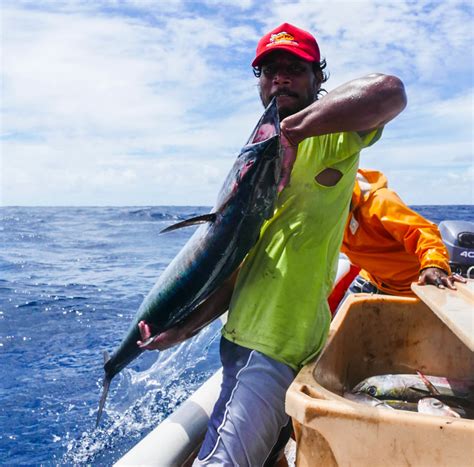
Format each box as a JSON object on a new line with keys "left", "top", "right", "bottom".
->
{"left": 258, "top": 51, "right": 320, "bottom": 119}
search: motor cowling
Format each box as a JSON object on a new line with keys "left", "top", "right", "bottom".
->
{"left": 439, "top": 220, "right": 474, "bottom": 278}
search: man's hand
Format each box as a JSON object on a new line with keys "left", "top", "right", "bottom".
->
{"left": 418, "top": 267, "right": 466, "bottom": 290}
{"left": 137, "top": 320, "right": 188, "bottom": 351}
{"left": 136, "top": 269, "right": 239, "bottom": 352}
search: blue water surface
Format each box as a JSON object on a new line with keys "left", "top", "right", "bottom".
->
{"left": 0, "top": 205, "right": 472, "bottom": 465}
{"left": 0, "top": 206, "right": 223, "bottom": 465}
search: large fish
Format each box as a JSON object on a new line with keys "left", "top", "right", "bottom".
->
{"left": 347, "top": 394, "right": 466, "bottom": 418}
{"left": 96, "top": 98, "right": 281, "bottom": 426}
{"left": 352, "top": 373, "right": 474, "bottom": 403}
{"left": 343, "top": 391, "right": 395, "bottom": 409}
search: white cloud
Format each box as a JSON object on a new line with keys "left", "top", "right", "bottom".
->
{"left": 1, "top": 0, "right": 473, "bottom": 205}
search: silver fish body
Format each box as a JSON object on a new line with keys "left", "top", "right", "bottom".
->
{"left": 382, "top": 399, "right": 418, "bottom": 412}
{"left": 96, "top": 98, "right": 281, "bottom": 426}
{"left": 343, "top": 391, "right": 394, "bottom": 409}
{"left": 352, "top": 374, "right": 474, "bottom": 403}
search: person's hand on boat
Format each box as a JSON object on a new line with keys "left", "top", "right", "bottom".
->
{"left": 418, "top": 267, "right": 466, "bottom": 290}
{"left": 137, "top": 320, "right": 187, "bottom": 351}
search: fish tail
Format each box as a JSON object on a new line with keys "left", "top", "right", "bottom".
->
{"left": 96, "top": 351, "right": 112, "bottom": 428}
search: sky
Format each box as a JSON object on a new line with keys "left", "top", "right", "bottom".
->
{"left": 1, "top": 0, "right": 473, "bottom": 206}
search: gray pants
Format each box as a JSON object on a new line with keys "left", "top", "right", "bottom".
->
{"left": 193, "top": 337, "right": 295, "bottom": 467}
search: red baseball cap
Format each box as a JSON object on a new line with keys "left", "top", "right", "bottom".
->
{"left": 252, "top": 23, "right": 320, "bottom": 67}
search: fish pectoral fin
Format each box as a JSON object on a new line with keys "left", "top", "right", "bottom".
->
{"left": 160, "top": 213, "right": 217, "bottom": 233}
{"left": 409, "top": 386, "right": 431, "bottom": 395}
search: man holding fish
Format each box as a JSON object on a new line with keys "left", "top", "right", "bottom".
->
{"left": 138, "top": 23, "right": 407, "bottom": 466}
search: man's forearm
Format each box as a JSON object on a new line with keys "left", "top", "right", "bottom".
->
{"left": 281, "top": 73, "right": 407, "bottom": 143}
{"left": 181, "top": 269, "right": 238, "bottom": 339}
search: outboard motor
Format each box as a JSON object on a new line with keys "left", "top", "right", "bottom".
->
{"left": 439, "top": 220, "right": 474, "bottom": 279}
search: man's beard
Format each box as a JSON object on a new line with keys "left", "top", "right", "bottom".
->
{"left": 259, "top": 87, "right": 318, "bottom": 119}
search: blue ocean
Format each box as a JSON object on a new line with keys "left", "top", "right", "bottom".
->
{"left": 1, "top": 205, "right": 473, "bottom": 465}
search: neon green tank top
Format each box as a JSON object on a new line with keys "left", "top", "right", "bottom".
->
{"left": 222, "top": 129, "right": 381, "bottom": 370}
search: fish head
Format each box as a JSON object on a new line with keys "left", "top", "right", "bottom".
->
{"left": 353, "top": 380, "right": 384, "bottom": 398}
{"left": 215, "top": 97, "right": 281, "bottom": 220}
{"left": 352, "top": 375, "right": 410, "bottom": 400}
{"left": 216, "top": 138, "right": 280, "bottom": 219}
{"left": 247, "top": 96, "right": 280, "bottom": 145}
{"left": 417, "top": 397, "right": 461, "bottom": 418}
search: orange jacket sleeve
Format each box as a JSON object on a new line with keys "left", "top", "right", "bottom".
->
{"left": 370, "top": 189, "right": 451, "bottom": 273}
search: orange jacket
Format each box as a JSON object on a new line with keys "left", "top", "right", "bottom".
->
{"left": 341, "top": 169, "right": 451, "bottom": 296}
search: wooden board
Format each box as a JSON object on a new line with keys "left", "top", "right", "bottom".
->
{"left": 411, "top": 279, "right": 474, "bottom": 351}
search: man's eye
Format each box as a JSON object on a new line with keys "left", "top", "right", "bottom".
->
{"left": 288, "top": 64, "right": 306, "bottom": 75}
{"left": 262, "top": 66, "right": 277, "bottom": 76}
{"left": 261, "top": 64, "right": 307, "bottom": 77}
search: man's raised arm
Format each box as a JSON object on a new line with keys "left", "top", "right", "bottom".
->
{"left": 281, "top": 73, "right": 407, "bottom": 143}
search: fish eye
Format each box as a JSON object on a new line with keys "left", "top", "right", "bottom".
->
{"left": 367, "top": 386, "right": 377, "bottom": 397}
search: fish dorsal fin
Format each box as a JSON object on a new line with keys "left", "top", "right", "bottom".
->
{"left": 160, "top": 213, "right": 217, "bottom": 234}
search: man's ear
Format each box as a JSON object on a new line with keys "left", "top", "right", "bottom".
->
{"left": 314, "top": 70, "right": 323, "bottom": 89}
{"left": 313, "top": 79, "right": 322, "bottom": 100}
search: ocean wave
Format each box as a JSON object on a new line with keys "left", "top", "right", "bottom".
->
{"left": 126, "top": 206, "right": 211, "bottom": 222}
{"left": 62, "top": 324, "right": 221, "bottom": 465}
{"left": 3, "top": 205, "right": 470, "bottom": 466}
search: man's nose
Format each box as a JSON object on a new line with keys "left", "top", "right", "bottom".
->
{"left": 273, "top": 70, "right": 291, "bottom": 84}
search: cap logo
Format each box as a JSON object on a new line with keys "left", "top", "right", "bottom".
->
{"left": 266, "top": 31, "right": 299, "bottom": 48}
